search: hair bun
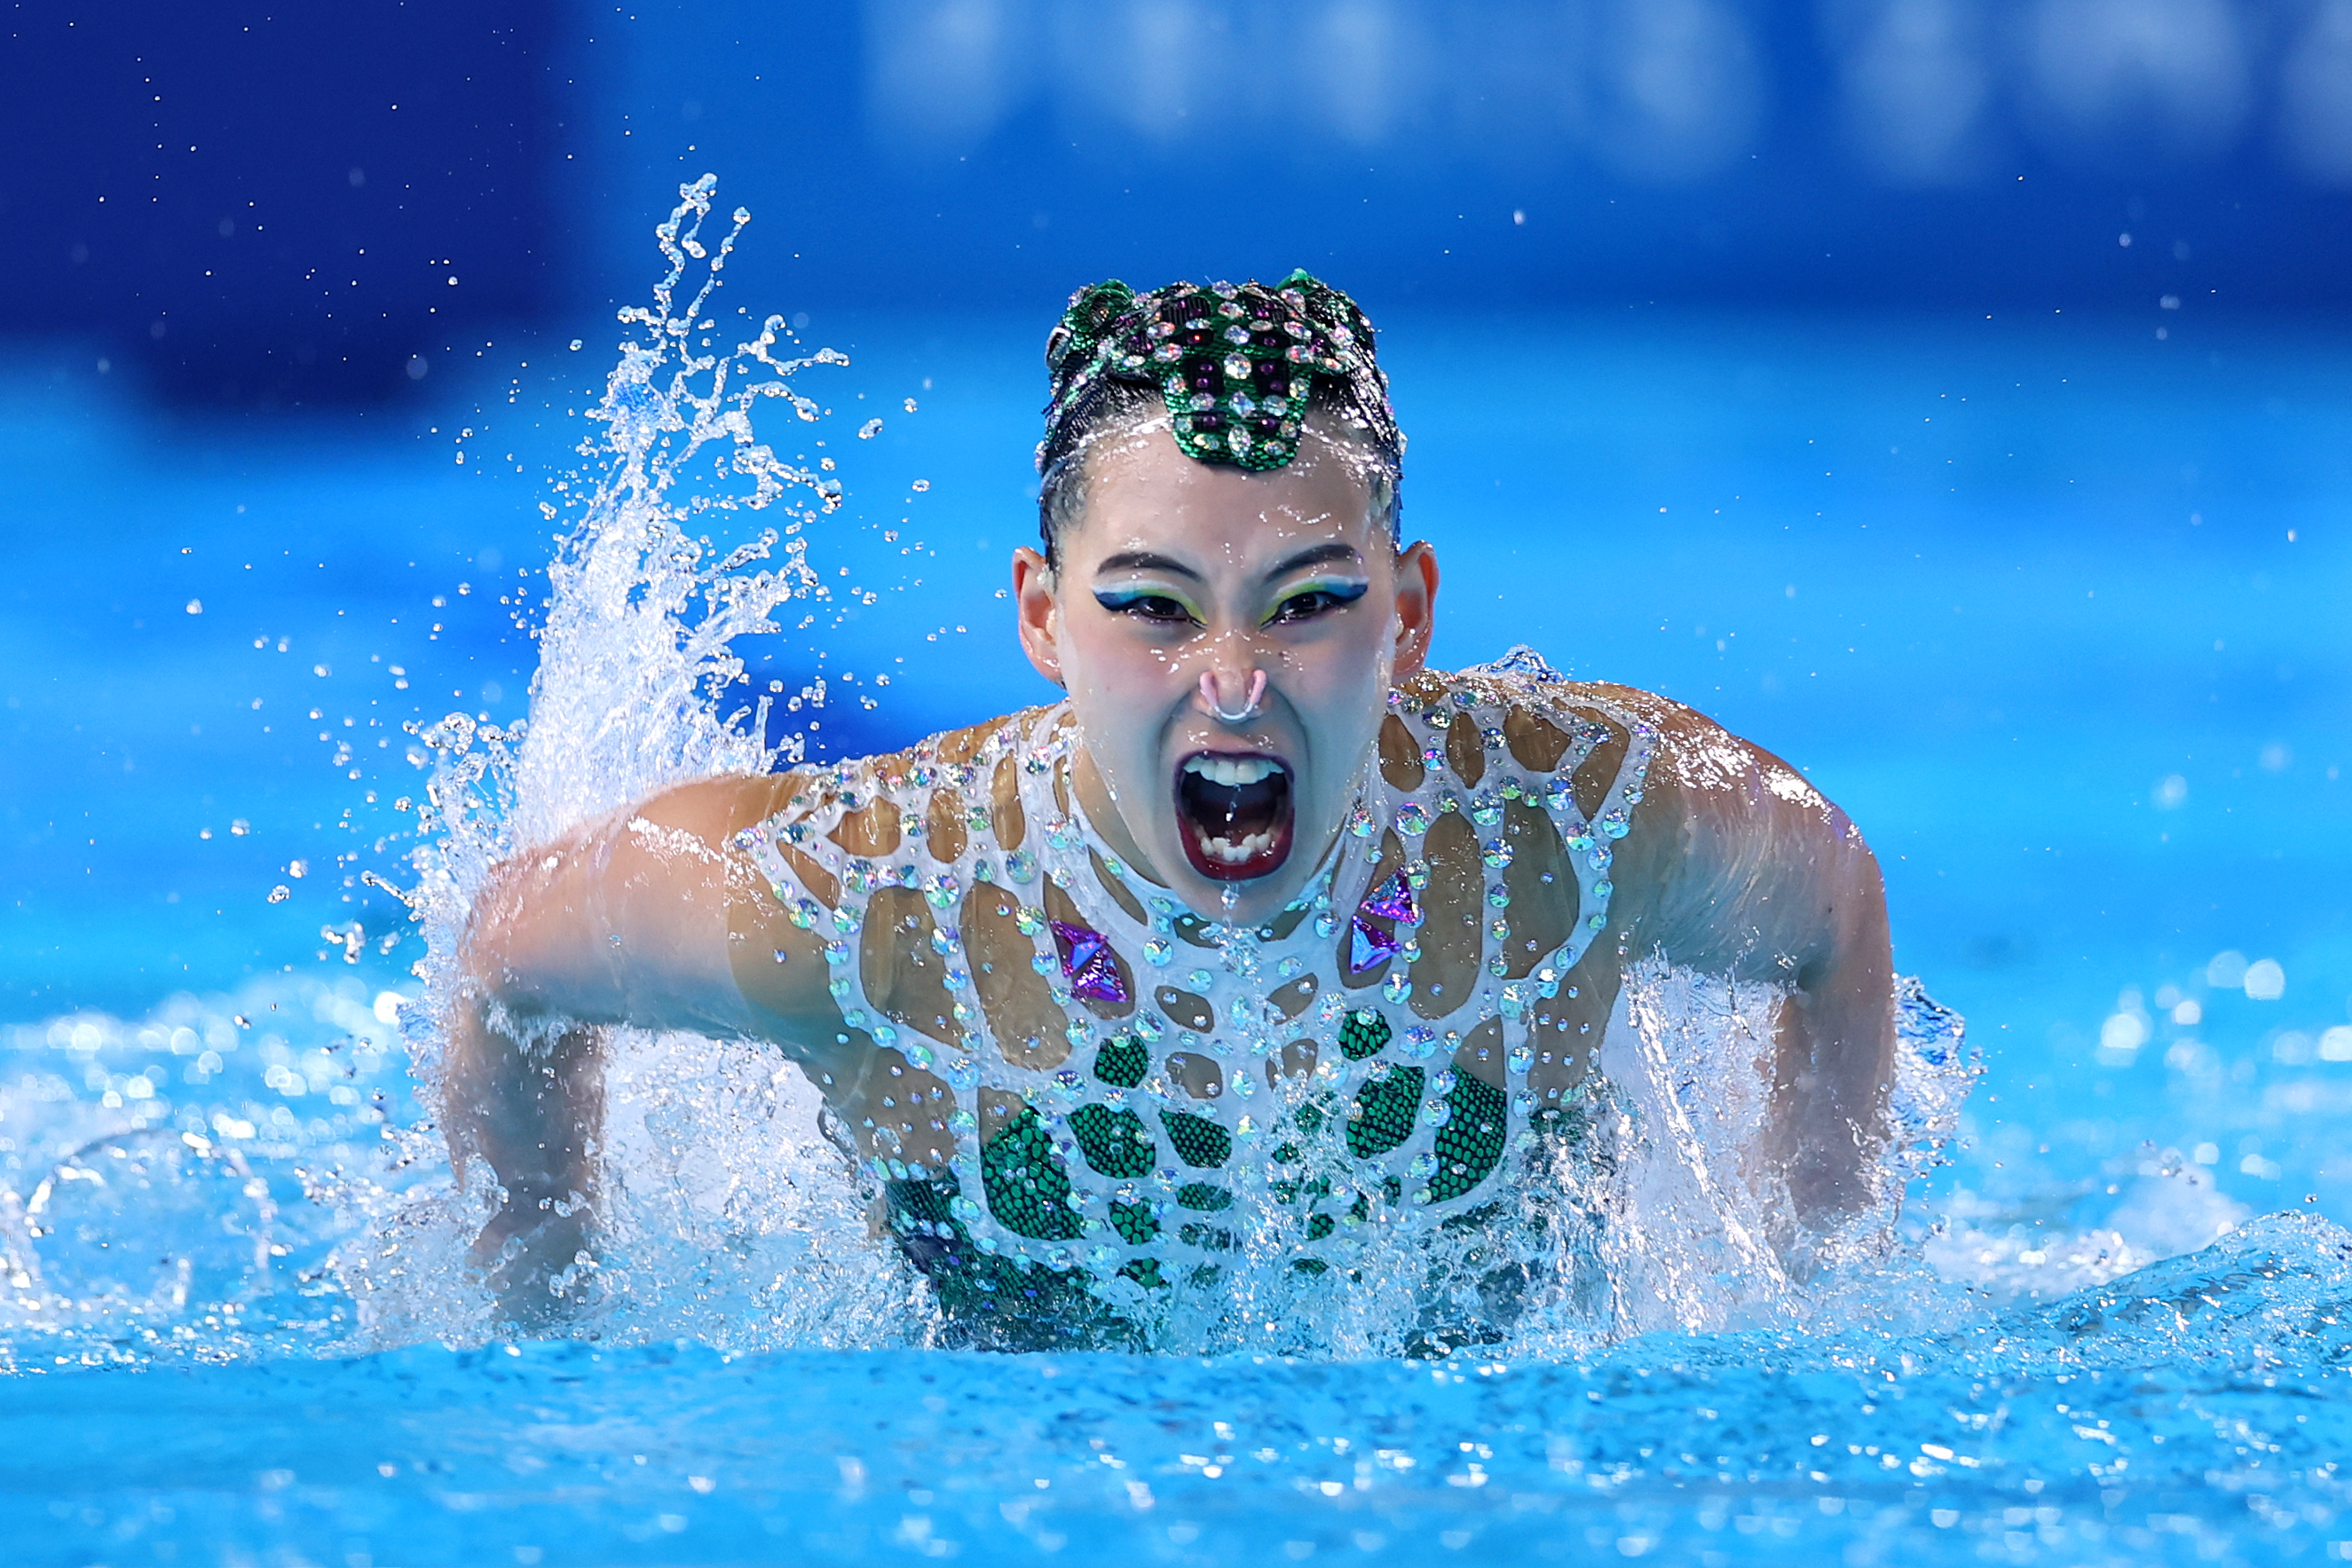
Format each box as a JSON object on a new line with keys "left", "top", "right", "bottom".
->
{"left": 1046, "top": 280, "right": 1137, "bottom": 378}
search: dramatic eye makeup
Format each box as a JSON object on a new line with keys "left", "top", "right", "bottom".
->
{"left": 1093, "top": 584, "right": 1203, "bottom": 624}
{"left": 1264, "top": 578, "right": 1369, "bottom": 625}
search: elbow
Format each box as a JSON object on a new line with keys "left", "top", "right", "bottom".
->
{"left": 456, "top": 857, "right": 526, "bottom": 1003}
{"left": 460, "top": 842, "right": 585, "bottom": 1013}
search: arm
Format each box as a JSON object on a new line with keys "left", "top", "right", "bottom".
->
{"left": 1614, "top": 702, "right": 1896, "bottom": 1224}
{"left": 443, "top": 772, "right": 842, "bottom": 1316}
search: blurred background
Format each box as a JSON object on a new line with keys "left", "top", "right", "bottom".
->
{"left": 6, "top": 0, "right": 2351, "bottom": 398}
{"left": 3, "top": 0, "right": 2349, "bottom": 1227}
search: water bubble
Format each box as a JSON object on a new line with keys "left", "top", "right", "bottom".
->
{"left": 857, "top": 418, "right": 883, "bottom": 439}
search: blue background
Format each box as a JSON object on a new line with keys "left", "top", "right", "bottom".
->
{"left": 7, "top": 13, "right": 2352, "bottom": 1561}
{"left": 4, "top": 0, "right": 2350, "bottom": 1209}
{"left": 8, "top": 0, "right": 2352, "bottom": 404}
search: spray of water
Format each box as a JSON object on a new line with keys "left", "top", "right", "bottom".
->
{"left": 409, "top": 174, "right": 833, "bottom": 937}
{"left": 0, "top": 177, "right": 2002, "bottom": 1366}
{"left": 340, "top": 176, "right": 927, "bottom": 1351}
{"left": 318, "top": 171, "right": 1985, "bottom": 1357}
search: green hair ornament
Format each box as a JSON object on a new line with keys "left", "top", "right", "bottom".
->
{"left": 1038, "top": 271, "right": 1400, "bottom": 477}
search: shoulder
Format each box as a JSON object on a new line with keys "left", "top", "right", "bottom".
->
{"left": 633, "top": 707, "right": 1070, "bottom": 903}
{"left": 632, "top": 707, "right": 1058, "bottom": 838}
{"left": 1385, "top": 658, "right": 1667, "bottom": 802}
{"left": 1565, "top": 684, "right": 1834, "bottom": 820}
{"left": 1423, "top": 658, "right": 1834, "bottom": 814}
{"left": 1399, "top": 658, "right": 1855, "bottom": 871}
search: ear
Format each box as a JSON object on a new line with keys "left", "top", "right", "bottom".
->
{"left": 1011, "top": 546, "right": 1067, "bottom": 688}
{"left": 1390, "top": 540, "right": 1439, "bottom": 678}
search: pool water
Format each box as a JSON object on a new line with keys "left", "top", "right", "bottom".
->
{"left": 3, "top": 213, "right": 2350, "bottom": 1564}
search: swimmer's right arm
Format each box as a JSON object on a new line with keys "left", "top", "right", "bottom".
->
{"left": 456, "top": 774, "right": 840, "bottom": 1044}
{"left": 444, "top": 774, "right": 845, "bottom": 1317}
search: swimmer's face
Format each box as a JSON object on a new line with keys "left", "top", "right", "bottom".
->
{"left": 1013, "top": 414, "right": 1437, "bottom": 923}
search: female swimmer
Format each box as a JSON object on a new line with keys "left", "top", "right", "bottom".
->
{"left": 446, "top": 275, "right": 1897, "bottom": 1345}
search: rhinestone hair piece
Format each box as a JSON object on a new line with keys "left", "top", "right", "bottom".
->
{"left": 1038, "top": 271, "right": 1401, "bottom": 477}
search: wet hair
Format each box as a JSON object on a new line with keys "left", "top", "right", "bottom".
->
{"left": 1033, "top": 273, "right": 1404, "bottom": 566}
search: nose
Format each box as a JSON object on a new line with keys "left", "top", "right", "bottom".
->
{"left": 1199, "top": 667, "right": 1266, "bottom": 724}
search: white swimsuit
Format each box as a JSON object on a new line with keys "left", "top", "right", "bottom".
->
{"left": 736, "top": 648, "right": 1659, "bottom": 1345}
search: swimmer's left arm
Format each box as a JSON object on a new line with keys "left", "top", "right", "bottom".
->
{"left": 1616, "top": 703, "right": 1897, "bottom": 1221}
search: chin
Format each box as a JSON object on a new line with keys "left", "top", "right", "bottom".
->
{"left": 1172, "top": 749, "right": 1296, "bottom": 883}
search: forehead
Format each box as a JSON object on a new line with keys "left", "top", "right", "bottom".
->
{"left": 1069, "top": 418, "right": 1379, "bottom": 566}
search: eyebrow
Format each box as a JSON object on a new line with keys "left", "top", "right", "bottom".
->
{"left": 1266, "top": 542, "right": 1362, "bottom": 578}
{"left": 1092, "top": 541, "right": 1363, "bottom": 583}
{"left": 1093, "top": 550, "right": 1201, "bottom": 580}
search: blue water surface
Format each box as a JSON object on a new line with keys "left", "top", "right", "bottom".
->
{"left": 3, "top": 306, "right": 2350, "bottom": 1564}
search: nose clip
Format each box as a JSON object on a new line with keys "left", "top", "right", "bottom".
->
{"left": 1200, "top": 669, "right": 1267, "bottom": 725}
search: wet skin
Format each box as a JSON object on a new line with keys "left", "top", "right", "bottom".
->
{"left": 446, "top": 416, "right": 1897, "bottom": 1321}
{"left": 1010, "top": 419, "right": 1437, "bottom": 926}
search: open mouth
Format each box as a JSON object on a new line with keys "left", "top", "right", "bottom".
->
{"left": 1175, "top": 752, "right": 1295, "bottom": 881}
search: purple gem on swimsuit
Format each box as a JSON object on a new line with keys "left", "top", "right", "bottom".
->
{"left": 1347, "top": 915, "right": 1401, "bottom": 974}
{"left": 1050, "top": 918, "right": 1130, "bottom": 1005}
{"left": 1359, "top": 869, "right": 1417, "bottom": 926}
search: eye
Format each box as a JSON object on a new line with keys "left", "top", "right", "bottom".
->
{"left": 1266, "top": 581, "right": 1368, "bottom": 625}
{"left": 1094, "top": 588, "right": 1198, "bottom": 625}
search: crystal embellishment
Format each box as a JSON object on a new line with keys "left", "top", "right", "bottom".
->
{"left": 1039, "top": 272, "right": 1398, "bottom": 478}
{"left": 1360, "top": 869, "right": 1417, "bottom": 924}
{"left": 1346, "top": 869, "right": 1419, "bottom": 974}
{"left": 1050, "top": 918, "right": 1130, "bottom": 1006}
{"left": 1348, "top": 917, "right": 1400, "bottom": 973}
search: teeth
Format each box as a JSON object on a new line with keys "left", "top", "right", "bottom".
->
{"left": 1203, "top": 830, "right": 1276, "bottom": 863}
{"left": 1184, "top": 754, "right": 1282, "bottom": 787}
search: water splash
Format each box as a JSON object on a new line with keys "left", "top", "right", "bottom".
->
{"left": 0, "top": 172, "right": 1985, "bottom": 1355}
{"left": 347, "top": 176, "right": 919, "bottom": 1351}
{"left": 0, "top": 177, "right": 2306, "bottom": 1380}
{"left": 407, "top": 173, "right": 840, "bottom": 947}
{"left": 0, "top": 975, "right": 412, "bottom": 1366}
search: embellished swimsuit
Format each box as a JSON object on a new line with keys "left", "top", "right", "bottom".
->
{"left": 736, "top": 650, "right": 1659, "bottom": 1348}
